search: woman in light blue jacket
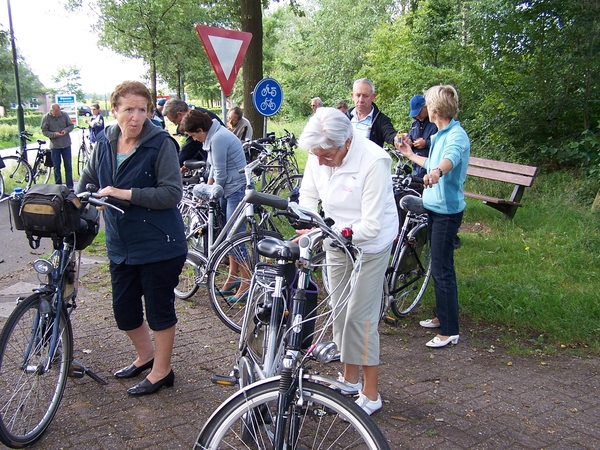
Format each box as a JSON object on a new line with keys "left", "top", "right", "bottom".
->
{"left": 181, "top": 110, "right": 249, "bottom": 302}
{"left": 396, "top": 85, "right": 470, "bottom": 348}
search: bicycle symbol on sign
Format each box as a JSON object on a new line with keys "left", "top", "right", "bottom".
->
{"left": 261, "top": 85, "right": 277, "bottom": 97}
{"left": 260, "top": 98, "right": 277, "bottom": 112}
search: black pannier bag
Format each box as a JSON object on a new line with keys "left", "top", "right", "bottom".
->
{"left": 74, "top": 205, "right": 100, "bottom": 250}
{"left": 18, "top": 184, "right": 81, "bottom": 242}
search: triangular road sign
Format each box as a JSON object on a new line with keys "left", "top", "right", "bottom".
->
{"left": 195, "top": 25, "right": 252, "bottom": 97}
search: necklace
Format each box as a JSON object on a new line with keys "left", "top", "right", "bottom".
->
{"left": 118, "top": 135, "right": 137, "bottom": 154}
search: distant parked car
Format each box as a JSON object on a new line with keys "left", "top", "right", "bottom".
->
{"left": 77, "top": 105, "right": 92, "bottom": 117}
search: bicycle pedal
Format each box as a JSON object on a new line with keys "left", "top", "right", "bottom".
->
{"left": 211, "top": 374, "right": 237, "bottom": 386}
{"left": 68, "top": 362, "right": 85, "bottom": 378}
{"left": 383, "top": 315, "right": 398, "bottom": 327}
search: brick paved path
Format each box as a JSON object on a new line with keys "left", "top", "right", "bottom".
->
{"left": 0, "top": 266, "right": 598, "bottom": 449}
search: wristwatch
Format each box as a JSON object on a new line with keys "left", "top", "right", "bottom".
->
{"left": 434, "top": 167, "right": 443, "bottom": 177}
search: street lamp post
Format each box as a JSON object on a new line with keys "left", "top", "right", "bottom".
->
{"left": 6, "top": 0, "right": 25, "bottom": 149}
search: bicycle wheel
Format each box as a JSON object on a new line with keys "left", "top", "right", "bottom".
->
{"left": 77, "top": 143, "right": 91, "bottom": 176}
{"left": 389, "top": 222, "right": 432, "bottom": 317}
{"left": 175, "top": 250, "right": 208, "bottom": 300}
{"left": 195, "top": 378, "right": 390, "bottom": 450}
{"left": 0, "top": 293, "right": 72, "bottom": 448}
{"left": 207, "top": 230, "right": 283, "bottom": 333}
{"left": 0, "top": 156, "right": 34, "bottom": 193}
{"left": 181, "top": 203, "right": 210, "bottom": 252}
{"left": 0, "top": 171, "right": 5, "bottom": 198}
{"left": 272, "top": 173, "right": 303, "bottom": 202}
{"left": 32, "top": 159, "right": 51, "bottom": 185}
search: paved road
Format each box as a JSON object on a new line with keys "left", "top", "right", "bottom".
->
{"left": 0, "top": 262, "right": 597, "bottom": 449}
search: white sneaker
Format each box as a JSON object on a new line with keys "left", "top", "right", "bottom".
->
{"left": 355, "top": 392, "right": 382, "bottom": 415}
{"left": 419, "top": 319, "right": 440, "bottom": 328}
{"left": 337, "top": 373, "right": 362, "bottom": 395}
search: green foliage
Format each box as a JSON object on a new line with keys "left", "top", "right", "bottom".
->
{"left": 52, "top": 66, "right": 84, "bottom": 101}
{"left": 538, "top": 124, "right": 600, "bottom": 176}
{"left": 0, "top": 35, "right": 45, "bottom": 111}
{"left": 453, "top": 169, "right": 600, "bottom": 350}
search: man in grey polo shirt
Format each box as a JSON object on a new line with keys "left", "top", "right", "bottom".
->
{"left": 41, "top": 104, "right": 75, "bottom": 188}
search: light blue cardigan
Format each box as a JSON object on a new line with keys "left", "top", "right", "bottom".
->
{"left": 422, "top": 119, "right": 470, "bottom": 215}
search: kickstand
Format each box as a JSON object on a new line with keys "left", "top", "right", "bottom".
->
{"left": 69, "top": 359, "right": 109, "bottom": 385}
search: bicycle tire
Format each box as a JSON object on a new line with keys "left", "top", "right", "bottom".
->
{"left": 32, "top": 158, "right": 51, "bottom": 185}
{"left": 389, "top": 222, "right": 432, "bottom": 317}
{"left": 175, "top": 250, "right": 208, "bottom": 300}
{"left": 0, "top": 171, "right": 4, "bottom": 198}
{"left": 0, "top": 156, "right": 34, "bottom": 193}
{"left": 181, "top": 202, "right": 210, "bottom": 253}
{"left": 207, "top": 230, "right": 283, "bottom": 333}
{"left": 77, "top": 143, "right": 87, "bottom": 176}
{"left": 194, "top": 377, "right": 390, "bottom": 450}
{"left": 0, "top": 293, "right": 72, "bottom": 448}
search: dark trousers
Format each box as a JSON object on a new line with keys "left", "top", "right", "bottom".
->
{"left": 428, "top": 210, "right": 463, "bottom": 336}
{"left": 51, "top": 146, "right": 73, "bottom": 188}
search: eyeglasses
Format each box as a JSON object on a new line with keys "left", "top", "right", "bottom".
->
{"left": 307, "top": 149, "right": 337, "bottom": 161}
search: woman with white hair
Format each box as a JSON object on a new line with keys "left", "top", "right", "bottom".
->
{"left": 298, "top": 107, "right": 398, "bottom": 415}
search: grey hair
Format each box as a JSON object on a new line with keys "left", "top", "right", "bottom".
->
{"left": 298, "top": 107, "right": 353, "bottom": 151}
{"left": 353, "top": 78, "right": 375, "bottom": 94}
{"left": 310, "top": 97, "right": 323, "bottom": 106}
{"left": 163, "top": 98, "right": 189, "bottom": 118}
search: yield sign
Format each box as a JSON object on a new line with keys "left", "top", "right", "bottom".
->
{"left": 195, "top": 25, "right": 252, "bottom": 97}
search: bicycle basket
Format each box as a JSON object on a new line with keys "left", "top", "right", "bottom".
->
{"left": 74, "top": 204, "right": 100, "bottom": 250}
{"left": 19, "top": 184, "right": 81, "bottom": 239}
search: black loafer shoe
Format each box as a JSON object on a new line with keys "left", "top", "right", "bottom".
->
{"left": 127, "top": 370, "right": 175, "bottom": 396}
{"left": 114, "top": 359, "right": 154, "bottom": 379}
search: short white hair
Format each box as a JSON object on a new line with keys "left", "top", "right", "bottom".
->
{"left": 298, "top": 107, "right": 353, "bottom": 151}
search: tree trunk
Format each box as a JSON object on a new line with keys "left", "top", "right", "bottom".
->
{"left": 240, "top": 0, "right": 264, "bottom": 137}
{"left": 592, "top": 189, "right": 600, "bottom": 211}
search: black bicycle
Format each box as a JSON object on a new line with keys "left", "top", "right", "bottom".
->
{"left": 76, "top": 127, "right": 93, "bottom": 176}
{"left": 0, "top": 185, "right": 124, "bottom": 448}
{"left": 0, "top": 131, "right": 51, "bottom": 199}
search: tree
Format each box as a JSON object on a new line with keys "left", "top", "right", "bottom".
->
{"left": 0, "top": 32, "right": 45, "bottom": 112}
{"left": 53, "top": 66, "right": 84, "bottom": 101}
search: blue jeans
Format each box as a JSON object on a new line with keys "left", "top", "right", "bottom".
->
{"left": 428, "top": 209, "right": 463, "bottom": 336}
{"left": 51, "top": 146, "right": 73, "bottom": 188}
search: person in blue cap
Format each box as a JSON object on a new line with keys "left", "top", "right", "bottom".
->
{"left": 406, "top": 94, "right": 437, "bottom": 178}
{"left": 152, "top": 98, "right": 166, "bottom": 128}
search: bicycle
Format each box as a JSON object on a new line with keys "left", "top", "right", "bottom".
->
{"left": 195, "top": 201, "right": 390, "bottom": 450}
{"left": 0, "top": 185, "right": 124, "bottom": 448}
{"left": 383, "top": 165, "right": 432, "bottom": 319}
{"left": 0, "top": 131, "right": 52, "bottom": 199}
{"left": 175, "top": 158, "right": 286, "bottom": 332}
{"left": 76, "top": 126, "right": 93, "bottom": 176}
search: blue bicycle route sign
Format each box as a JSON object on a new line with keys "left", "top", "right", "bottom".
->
{"left": 252, "top": 78, "right": 283, "bottom": 117}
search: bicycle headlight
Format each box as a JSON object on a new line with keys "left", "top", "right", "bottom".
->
{"left": 312, "top": 341, "right": 338, "bottom": 364}
{"left": 33, "top": 259, "right": 54, "bottom": 275}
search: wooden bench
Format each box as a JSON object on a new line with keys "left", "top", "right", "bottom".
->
{"left": 464, "top": 157, "right": 538, "bottom": 219}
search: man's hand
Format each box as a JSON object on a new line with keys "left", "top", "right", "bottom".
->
{"left": 413, "top": 137, "right": 426, "bottom": 149}
{"left": 98, "top": 186, "right": 132, "bottom": 201}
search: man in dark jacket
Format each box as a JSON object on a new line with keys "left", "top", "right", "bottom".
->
{"left": 347, "top": 78, "right": 396, "bottom": 148}
{"left": 163, "top": 99, "right": 224, "bottom": 168}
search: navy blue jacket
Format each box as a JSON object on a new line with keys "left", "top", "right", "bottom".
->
{"left": 78, "top": 120, "right": 187, "bottom": 265}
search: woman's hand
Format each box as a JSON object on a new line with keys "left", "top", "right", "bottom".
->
{"left": 98, "top": 186, "right": 132, "bottom": 201}
{"left": 395, "top": 138, "right": 413, "bottom": 158}
{"left": 423, "top": 170, "right": 441, "bottom": 188}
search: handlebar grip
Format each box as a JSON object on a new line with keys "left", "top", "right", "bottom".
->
{"left": 244, "top": 190, "right": 288, "bottom": 210}
{"left": 105, "top": 197, "right": 131, "bottom": 209}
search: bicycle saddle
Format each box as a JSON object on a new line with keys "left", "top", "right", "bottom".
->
{"left": 192, "top": 183, "right": 224, "bottom": 202}
{"left": 257, "top": 236, "right": 300, "bottom": 262}
{"left": 399, "top": 195, "right": 427, "bottom": 214}
{"left": 183, "top": 160, "right": 206, "bottom": 170}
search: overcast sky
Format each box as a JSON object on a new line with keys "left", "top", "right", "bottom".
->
{"left": 1, "top": 1, "right": 146, "bottom": 96}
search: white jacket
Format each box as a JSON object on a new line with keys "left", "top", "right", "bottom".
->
{"left": 299, "top": 134, "right": 397, "bottom": 254}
